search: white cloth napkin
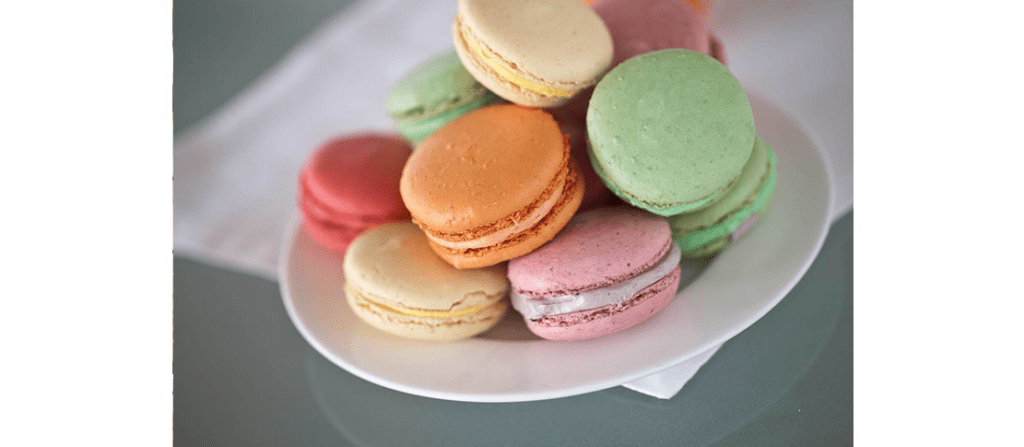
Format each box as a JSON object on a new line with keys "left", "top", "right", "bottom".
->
{"left": 174, "top": 0, "right": 851, "bottom": 399}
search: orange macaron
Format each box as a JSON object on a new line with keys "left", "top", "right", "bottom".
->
{"left": 400, "top": 104, "right": 584, "bottom": 269}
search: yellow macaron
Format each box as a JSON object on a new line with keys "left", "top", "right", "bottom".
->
{"left": 343, "top": 222, "right": 510, "bottom": 341}
{"left": 453, "top": 0, "right": 613, "bottom": 108}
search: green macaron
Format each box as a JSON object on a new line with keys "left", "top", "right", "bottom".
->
{"left": 669, "top": 136, "right": 777, "bottom": 258}
{"left": 386, "top": 49, "right": 501, "bottom": 145}
{"left": 586, "top": 49, "right": 755, "bottom": 216}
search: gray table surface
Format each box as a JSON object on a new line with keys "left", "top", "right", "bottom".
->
{"left": 173, "top": 1, "right": 853, "bottom": 445}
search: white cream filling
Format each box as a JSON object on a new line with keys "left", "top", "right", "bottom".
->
{"left": 511, "top": 243, "right": 682, "bottom": 319}
{"left": 425, "top": 176, "right": 565, "bottom": 250}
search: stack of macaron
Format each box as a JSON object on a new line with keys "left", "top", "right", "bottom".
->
{"left": 586, "top": 48, "right": 778, "bottom": 258}
{"left": 298, "top": 133, "right": 412, "bottom": 252}
{"left": 295, "top": 0, "right": 776, "bottom": 342}
{"left": 508, "top": 207, "right": 683, "bottom": 341}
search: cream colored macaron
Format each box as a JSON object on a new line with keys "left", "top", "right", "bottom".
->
{"left": 453, "top": 0, "right": 613, "bottom": 108}
{"left": 343, "top": 222, "right": 510, "bottom": 341}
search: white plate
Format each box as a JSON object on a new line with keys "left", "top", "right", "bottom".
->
{"left": 279, "top": 94, "right": 833, "bottom": 403}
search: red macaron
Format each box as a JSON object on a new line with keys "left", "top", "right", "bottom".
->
{"left": 298, "top": 133, "right": 412, "bottom": 252}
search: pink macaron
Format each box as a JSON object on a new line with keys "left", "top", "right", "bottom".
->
{"left": 594, "top": 0, "right": 727, "bottom": 67}
{"left": 298, "top": 133, "right": 412, "bottom": 252}
{"left": 508, "top": 206, "right": 682, "bottom": 341}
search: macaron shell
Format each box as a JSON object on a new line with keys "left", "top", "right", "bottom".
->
{"left": 587, "top": 49, "right": 755, "bottom": 216}
{"left": 554, "top": 0, "right": 728, "bottom": 130}
{"left": 385, "top": 49, "right": 491, "bottom": 119}
{"left": 453, "top": 25, "right": 561, "bottom": 109}
{"left": 299, "top": 180, "right": 397, "bottom": 230}
{"left": 551, "top": 109, "right": 612, "bottom": 209}
{"left": 299, "top": 214, "right": 364, "bottom": 252}
{"left": 525, "top": 265, "right": 681, "bottom": 341}
{"left": 594, "top": 0, "right": 722, "bottom": 68}
{"left": 301, "top": 134, "right": 412, "bottom": 219}
{"left": 391, "top": 93, "right": 500, "bottom": 146}
{"left": 457, "top": 0, "right": 610, "bottom": 84}
{"left": 401, "top": 105, "right": 567, "bottom": 233}
{"left": 454, "top": 0, "right": 612, "bottom": 107}
{"left": 345, "top": 283, "right": 509, "bottom": 342}
{"left": 508, "top": 206, "right": 672, "bottom": 298}
{"left": 385, "top": 49, "right": 501, "bottom": 144}
{"left": 669, "top": 137, "right": 777, "bottom": 256}
{"left": 671, "top": 196, "right": 770, "bottom": 255}
{"left": 672, "top": 192, "right": 773, "bottom": 258}
{"left": 428, "top": 162, "right": 584, "bottom": 269}
{"left": 342, "top": 222, "right": 510, "bottom": 341}
{"left": 343, "top": 222, "right": 508, "bottom": 312}
{"left": 299, "top": 134, "right": 412, "bottom": 250}
{"left": 552, "top": 0, "right": 729, "bottom": 138}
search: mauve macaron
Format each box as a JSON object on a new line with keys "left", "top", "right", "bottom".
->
{"left": 550, "top": 108, "right": 613, "bottom": 210}
{"left": 594, "top": 0, "right": 726, "bottom": 68}
{"left": 299, "top": 133, "right": 412, "bottom": 251}
{"left": 508, "top": 207, "right": 682, "bottom": 341}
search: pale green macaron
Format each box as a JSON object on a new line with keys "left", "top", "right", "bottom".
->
{"left": 386, "top": 49, "right": 501, "bottom": 145}
{"left": 587, "top": 49, "right": 755, "bottom": 216}
{"left": 669, "top": 136, "right": 777, "bottom": 258}
{"left": 343, "top": 221, "right": 509, "bottom": 342}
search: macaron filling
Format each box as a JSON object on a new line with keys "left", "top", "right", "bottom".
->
{"left": 417, "top": 136, "right": 576, "bottom": 255}
{"left": 365, "top": 299, "right": 491, "bottom": 319}
{"left": 527, "top": 266, "right": 681, "bottom": 330}
{"left": 424, "top": 174, "right": 566, "bottom": 250}
{"left": 347, "top": 285, "right": 504, "bottom": 319}
{"left": 454, "top": 16, "right": 577, "bottom": 99}
{"left": 511, "top": 243, "right": 682, "bottom": 320}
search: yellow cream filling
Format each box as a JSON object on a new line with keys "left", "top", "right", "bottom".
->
{"left": 364, "top": 297, "right": 492, "bottom": 319}
{"left": 462, "top": 27, "right": 575, "bottom": 98}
